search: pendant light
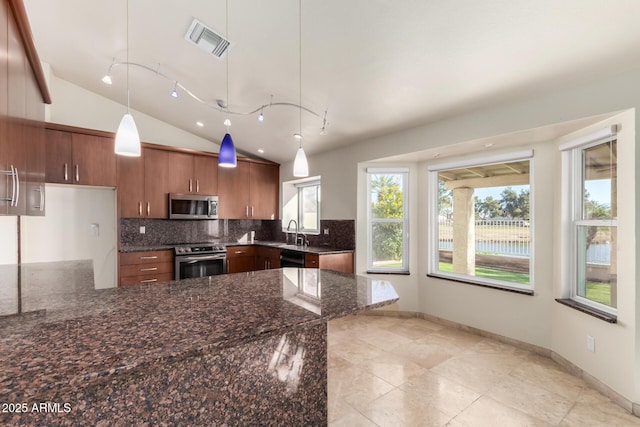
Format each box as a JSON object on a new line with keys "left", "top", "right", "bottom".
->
{"left": 218, "top": 0, "right": 237, "bottom": 168}
{"left": 114, "top": 0, "right": 141, "bottom": 157}
{"left": 293, "top": 0, "right": 309, "bottom": 177}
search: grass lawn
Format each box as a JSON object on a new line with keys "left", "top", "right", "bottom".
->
{"left": 438, "top": 262, "right": 530, "bottom": 284}
{"left": 438, "top": 262, "right": 611, "bottom": 305}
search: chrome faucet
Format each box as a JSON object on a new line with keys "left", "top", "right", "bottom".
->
{"left": 286, "top": 219, "right": 298, "bottom": 245}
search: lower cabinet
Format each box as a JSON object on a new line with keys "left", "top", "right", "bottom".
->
{"left": 119, "top": 250, "right": 174, "bottom": 286}
{"left": 226, "top": 246, "right": 256, "bottom": 274}
{"left": 256, "top": 247, "right": 281, "bottom": 270}
{"left": 305, "top": 252, "right": 354, "bottom": 274}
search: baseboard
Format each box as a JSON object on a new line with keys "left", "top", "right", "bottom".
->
{"left": 362, "top": 309, "right": 639, "bottom": 417}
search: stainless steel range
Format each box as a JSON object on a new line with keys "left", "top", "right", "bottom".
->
{"left": 174, "top": 243, "right": 227, "bottom": 280}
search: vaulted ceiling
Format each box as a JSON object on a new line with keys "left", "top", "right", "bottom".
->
{"left": 23, "top": 0, "right": 640, "bottom": 163}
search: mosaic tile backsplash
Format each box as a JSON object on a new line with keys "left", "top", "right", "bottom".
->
{"left": 120, "top": 218, "right": 355, "bottom": 250}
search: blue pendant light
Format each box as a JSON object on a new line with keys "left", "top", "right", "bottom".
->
{"left": 219, "top": 132, "right": 236, "bottom": 168}
{"left": 218, "top": 0, "right": 237, "bottom": 168}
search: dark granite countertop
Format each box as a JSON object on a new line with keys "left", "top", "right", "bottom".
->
{"left": 0, "top": 268, "right": 397, "bottom": 401}
{"left": 120, "top": 241, "right": 354, "bottom": 255}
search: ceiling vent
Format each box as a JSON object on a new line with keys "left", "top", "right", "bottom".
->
{"left": 185, "top": 18, "right": 231, "bottom": 59}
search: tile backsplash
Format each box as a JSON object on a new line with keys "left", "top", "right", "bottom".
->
{"left": 120, "top": 218, "right": 355, "bottom": 250}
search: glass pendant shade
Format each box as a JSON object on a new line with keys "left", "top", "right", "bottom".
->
{"left": 114, "top": 113, "right": 141, "bottom": 157}
{"left": 293, "top": 146, "right": 309, "bottom": 177}
{"left": 218, "top": 132, "right": 237, "bottom": 168}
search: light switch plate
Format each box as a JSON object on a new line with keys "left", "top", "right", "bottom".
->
{"left": 587, "top": 335, "right": 595, "bottom": 352}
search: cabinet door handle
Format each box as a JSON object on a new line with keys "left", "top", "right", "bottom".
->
{"left": 10, "top": 165, "right": 17, "bottom": 207}
{"left": 235, "top": 250, "right": 246, "bottom": 254}
{"left": 34, "top": 185, "right": 45, "bottom": 211}
{"left": 140, "top": 256, "right": 158, "bottom": 260}
{"left": 196, "top": 179, "right": 200, "bottom": 193}
{"left": 147, "top": 202, "right": 150, "bottom": 216}
{"left": 251, "top": 206, "right": 254, "bottom": 217}
{"left": 140, "top": 267, "right": 158, "bottom": 272}
{"left": 245, "top": 206, "right": 249, "bottom": 217}
{"left": 226, "top": 259, "right": 229, "bottom": 272}
{"left": 140, "top": 278, "right": 158, "bottom": 284}
{"left": 138, "top": 201, "right": 142, "bottom": 216}
{"left": 189, "top": 179, "right": 193, "bottom": 193}
{"left": 13, "top": 166, "right": 19, "bottom": 207}
{"left": 64, "top": 163, "right": 68, "bottom": 181}
{"left": 75, "top": 164, "right": 79, "bottom": 182}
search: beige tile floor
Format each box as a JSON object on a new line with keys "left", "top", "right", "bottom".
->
{"left": 327, "top": 315, "right": 640, "bottom": 426}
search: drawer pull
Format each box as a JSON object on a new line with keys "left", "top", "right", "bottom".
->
{"left": 140, "top": 278, "right": 158, "bottom": 283}
{"left": 139, "top": 267, "right": 158, "bottom": 272}
{"left": 235, "top": 251, "right": 246, "bottom": 254}
{"left": 139, "top": 256, "right": 158, "bottom": 260}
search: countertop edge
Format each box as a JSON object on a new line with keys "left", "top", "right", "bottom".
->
{"left": 120, "top": 241, "right": 354, "bottom": 255}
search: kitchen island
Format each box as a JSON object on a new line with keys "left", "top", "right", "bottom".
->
{"left": 0, "top": 267, "right": 398, "bottom": 425}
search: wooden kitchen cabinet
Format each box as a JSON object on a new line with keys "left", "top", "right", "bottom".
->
{"left": 166, "top": 151, "right": 218, "bottom": 195}
{"left": 117, "top": 147, "right": 218, "bottom": 219}
{"left": 119, "top": 250, "right": 174, "bottom": 286}
{"left": 305, "top": 252, "right": 354, "bottom": 274}
{"left": 1, "top": 0, "right": 48, "bottom": 216}
{"left": 218, "top": 159, "right": 279, "bottom": 219}
{"left": 218, "top": 160, "right": 250, "bottom": 218}
{"left": 118, "top": 147, "right": 168, "bottom": 219}
{"left": 45, "top": 125, "right": 117, "bottom": 187}
{"left": 3, "top": 4, "right": 26, "bottom": 215}
{"left": 24, "top": 62, "right": 46, "bottom": 216}
{"left": 256, "top": 246, "right": 281, "bottom": 270}
{"left": 226, "top": 245, "right": 256, "bottom": 274}
{"left": 250, "top": 162, "right": 279, "bottom": 220}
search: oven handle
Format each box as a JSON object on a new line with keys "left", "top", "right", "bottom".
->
{"left": 178, "top": 254, "right": 226, "bottom": 262}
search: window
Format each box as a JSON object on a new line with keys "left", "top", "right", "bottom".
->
{"left": 298, "top": 181, "right": 320, "bottom": 233}
{"left": 367, "top": 168, "right": 409, "bottom": 273}
{"left": 565, "top": 136, "right": 617, "bottom": 314}
{"left": 428, "top": 151, "right": 533, "bottom": 292}
{"left": 282, "top": 178, "right": 321, "bottom": 234}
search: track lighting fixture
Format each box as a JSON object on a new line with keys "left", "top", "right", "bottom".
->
{"left": 170, "top": 81, "right": 179, "bottom": 98}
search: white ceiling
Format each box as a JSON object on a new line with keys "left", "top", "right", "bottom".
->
{"left": 23, "top": 0, "right": 640, "bottom": 164}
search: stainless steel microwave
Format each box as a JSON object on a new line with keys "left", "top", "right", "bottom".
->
{"left": 169, "top": 193, "right": 218, "bottom": 219}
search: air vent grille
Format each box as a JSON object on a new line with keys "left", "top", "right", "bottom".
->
{"left": 185, "top": 18, "right": 231, "bottom": 59}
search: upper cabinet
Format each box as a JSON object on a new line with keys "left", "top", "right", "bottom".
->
{"left": 1, "top": 0, "right": 49, "bottom": 216}
{"left": 118, "top": 148, "right": 219, "bottom": 219}
{"left": 165, "top": 151, "right": 218, "bottom": 196}
{"left": 45, "top": 125, "right": 117, "bottom": 187}
{"left": 218, "top": 159, "right": 279, "bottom": 220}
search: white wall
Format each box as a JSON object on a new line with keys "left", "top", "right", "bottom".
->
{"left": 47, "top": 70, "right": 220, "bottom": 153}
{"left": 20, "top": 185, "right": 117, "bottom": 289}
{"left": 281, "top": 65, "right": 640, "bottom": 404}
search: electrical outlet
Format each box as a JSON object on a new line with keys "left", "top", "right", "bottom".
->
{"left": 90, "top": 223, "right": 100, "bottom": 237}
{"left": 323, "top": 228, "right": 329, "bottom": 235}
{"left": 140, "top": 226, "right": 146, "bottom": 234}
{"left": 587, "top": 335, "right": 595, "bottom": 352}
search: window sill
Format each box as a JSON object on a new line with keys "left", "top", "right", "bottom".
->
{"left": 555, "top": 299, "right": 617, "bottom": 323}
{"left": 427, "top": 273, "right": 534, "bottom": 296}
{"left": 367, "top": 270, "right": 410, "bottom": 276}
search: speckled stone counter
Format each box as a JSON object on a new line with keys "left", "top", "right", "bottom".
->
{"left": 0, "top": 268, "right": 398, "bottom": 425}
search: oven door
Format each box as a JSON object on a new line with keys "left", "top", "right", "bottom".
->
{"left": 175, "top": 253, "right": 227, "bottom": 280}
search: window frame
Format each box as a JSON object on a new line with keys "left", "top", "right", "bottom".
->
{"left": 297, "top": 180, "right": 321, "bottom": 234}
{"left": 427, "top": 150, "right": 534, "bottom": 292}
{"left": 366, "top": 167, "right": 410, "bottom": 274}
{"left": 567, "top": 136, "right": 618, "bottom": 315}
